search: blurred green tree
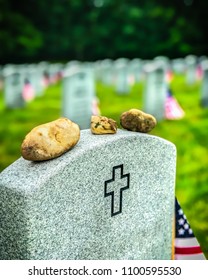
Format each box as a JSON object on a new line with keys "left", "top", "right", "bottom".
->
{"left": 0, "top": 0, "right": 207, "bottom": 62}
{"left": 0, "top": 0, "right": 43, "bottom": 63}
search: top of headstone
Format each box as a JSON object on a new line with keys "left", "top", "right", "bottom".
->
{"left": 0, "top": 129, "right": 176, "bottom": 195}
{"left": 143, "top": 61, "right": 165, "bottom": 73}
{"left": 185, "top": 55, "right": 197, "bottom": 64}
{"left": 63, "top": 64, "right": 93, "bottom": 78}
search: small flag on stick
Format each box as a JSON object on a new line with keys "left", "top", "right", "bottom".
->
{"left": 175, "top": 198, "right": 206, "bottom": 260}
{"left": 165, "top": 89, "right": 185, "bottom": 120}
{"left": 92, "top": 97, "right": 101, "bottom": 116}
{"left": 22, "top": 79, "right": 35, "bottom": 102}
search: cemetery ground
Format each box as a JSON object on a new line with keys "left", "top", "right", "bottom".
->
{"left": 0, "top": 76, "right": 208, "bottom": 259}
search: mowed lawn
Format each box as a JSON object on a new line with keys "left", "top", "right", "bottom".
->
{"left": 0, "top": 75, "right": 208, "bottom": 258}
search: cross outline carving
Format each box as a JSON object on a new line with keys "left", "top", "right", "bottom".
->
{"left": 104, "top": 164, "right": 130, "bottom": 217}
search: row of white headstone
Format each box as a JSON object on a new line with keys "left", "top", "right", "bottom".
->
{"left": 1, "top": 55, "right": 208, "bottom": 129}
{"left": 93, "top": 55, "right": 208, "bottom": 118}
{"left": 62, "top": 56, "right": 182, "bottom": 128}
{"left": 0, "top": 62, "right": 63, "bottom": 109}
{"left": 95, "top": 55, "right": 206, "bottom": 88}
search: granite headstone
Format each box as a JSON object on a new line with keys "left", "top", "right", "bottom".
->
{"left": 0, "top": 129, "right": 176, "bottom": 260}
{"left": 143, "top": 62, "right": 167, "bottom": 121}
{"left": 100, "top": 59, "right": 114, "bottom": 86}
{"left": 3, "top": 69, "right": 25, "bottom": 108}
{"left": 128, "top": 58, "right": 143, "bottom": 84}
{"left": 62, "top": 66, "right": 95, "bottom": 129}
{"left": 185, "top": 55, "right": 197, "bottom": 85}
{"left": 172, "top": 58, "right": 185, "bottom": 75}
{"left": 114, "top": 58, "right": 130, "bottom": 94}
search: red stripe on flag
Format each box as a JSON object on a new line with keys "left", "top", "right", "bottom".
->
{"left": 175, "top": 246, "right": 202, "bottom": 255}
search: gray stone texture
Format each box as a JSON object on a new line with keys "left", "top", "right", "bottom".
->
{"left": 0, "top": 129, "right": 176, "bottom": 260}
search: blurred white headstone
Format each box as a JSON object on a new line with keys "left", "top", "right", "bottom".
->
{"left": 62, "top": 66, "right": 95, "bottom": 129}
{"left": 185, "top": 55, "right": 197, "bottom": 85}
{"left": 143, "top": 62, "right": 167, "bottom": 121}
{"left": 3, "top": 66, "right": 25, "bottom": 108}
{"left": 200, "top": 60, "right": 208, "bottom": 107}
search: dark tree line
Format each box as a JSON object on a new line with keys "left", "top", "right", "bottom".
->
{"left": 0, "top": 0, "right": 207, "bottom": 63}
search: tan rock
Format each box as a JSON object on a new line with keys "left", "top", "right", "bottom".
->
{"left": 91, "top": 115, "right": 117, "bottom": 134}
{"left": 21, "top": 118, "right": 80, "bottom": 161}
{"left": 120, "top": 109, "right": 157, "bottom": 133}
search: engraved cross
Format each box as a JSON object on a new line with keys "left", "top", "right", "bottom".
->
{"left": 104, "top": 164, "right": 130, "bottom": 217}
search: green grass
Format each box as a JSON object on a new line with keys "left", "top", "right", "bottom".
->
{"left": 0, "top": 83, "right": 62, "bottom": 169}
{"left": 0, "top": 75, "right": 208, "bottom": 258}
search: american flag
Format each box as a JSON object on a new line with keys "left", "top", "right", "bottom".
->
{"left": 165, "top": 90, "right": 185, "bottom": 120}
{"left": 175, "top": 198, "right": 206, "bottom": 260}
{"left": 92, "top": 97, "right": 101, "bottom": 116}
{"left": 22, "top": 79, "right": 35, "bottom": 102}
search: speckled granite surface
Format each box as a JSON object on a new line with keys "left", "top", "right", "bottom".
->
{"left": 0, "top": 129, "right": 176, "bottom": 260}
